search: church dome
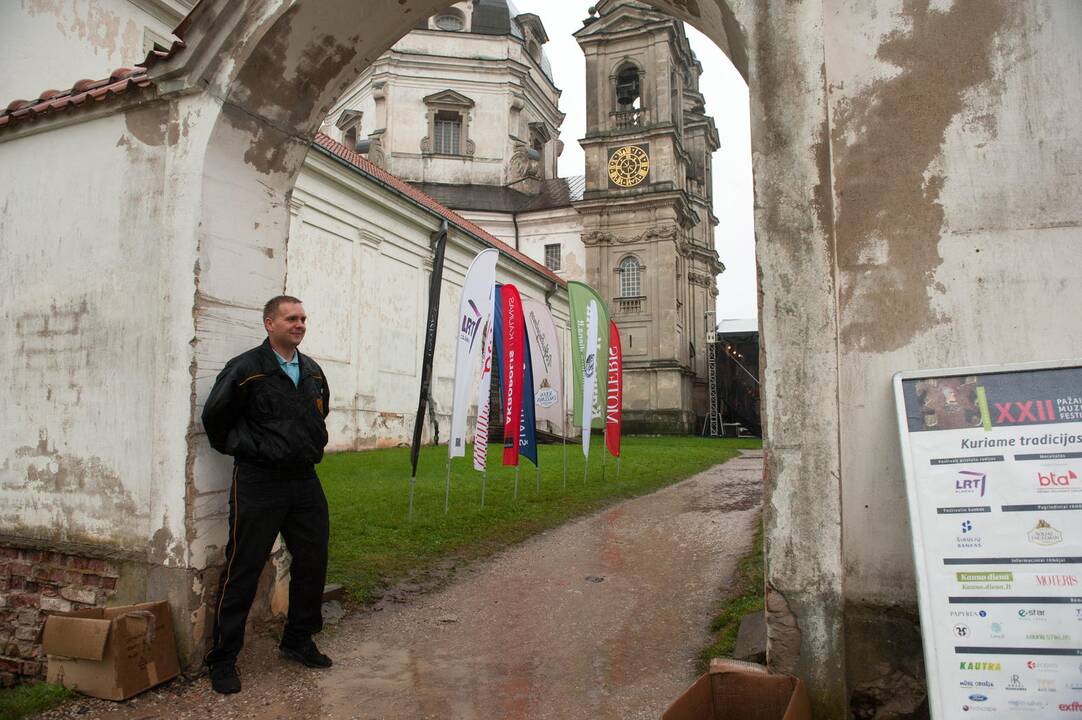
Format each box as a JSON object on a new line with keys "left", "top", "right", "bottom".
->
{"left": 437, "top": 0, "right": 554, "bottom": 82}
{"left": 471, "top": 0, "right": 524, "bottom": 38}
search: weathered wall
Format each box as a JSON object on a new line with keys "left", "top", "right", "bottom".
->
{"left": 740, "top": 1, "right": 847, "bottom": 716}
{"left": 822, "top": 1, "right": 1082, "bottom": 715}
{"left": 286, "top": 150, "right": 572, "bottom": 454}
{"left": 0, "top": 107, "right": 194, "bottom": 564}
{"left": 0, "top": 0, "right": 189, "bottom": 101}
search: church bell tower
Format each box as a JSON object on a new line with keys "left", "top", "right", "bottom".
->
{"left": 574, "top": 0, "right": 723, "bottom": 434}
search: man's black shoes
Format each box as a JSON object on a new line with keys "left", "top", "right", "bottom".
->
{"left": 208, "top": 661, "right": 241, "bottom": 694}
{"left": 279, "top": 639, "right": 333, "bottom": 668}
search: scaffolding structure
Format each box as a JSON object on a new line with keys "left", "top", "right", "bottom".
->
{"left": 703, "top": 312, "right": 721, "bottom": 437}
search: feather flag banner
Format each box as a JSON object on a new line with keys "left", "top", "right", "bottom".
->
{"left": 449, "top": 249, "right": 498, "bottom": 458}
{"left": 567, "top": 281, "right": 610, "bottom": 431}
{"left": 606, "top": 320, "right": 623, "bottom": 458}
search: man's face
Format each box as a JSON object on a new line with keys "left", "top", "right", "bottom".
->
{"left": 264, "top": 302, "right": 307, "bottom": 353}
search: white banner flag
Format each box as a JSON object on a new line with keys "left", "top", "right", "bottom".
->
{"left": 473, "top": 319, "right": 494, "bottom": 471}
{"left": 582, "top": 300, "right": 598, "bottom": 458}
{"left": 522, "top": 298, "right": 563, "bottom": 433}
{"left": 449, "top": 248, "right": 498, "bottom": 458}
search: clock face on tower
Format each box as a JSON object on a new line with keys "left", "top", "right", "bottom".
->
{"left": 607, "top": 144, "right": 650, "bottom": 188}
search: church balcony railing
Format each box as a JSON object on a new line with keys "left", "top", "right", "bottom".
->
{"left": 611, "top": 110, "right": 642, "bottom": 128}
{"left": 615, "top": 296, "right": 646, "bottom": 314}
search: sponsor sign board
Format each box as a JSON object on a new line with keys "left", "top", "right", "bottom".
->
{"left": 894, "top": 361, "right": 1082, "bottom": 719}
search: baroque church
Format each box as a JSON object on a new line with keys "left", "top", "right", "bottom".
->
{"left": 322, "top": 0, "right": 724, "bottom": 434}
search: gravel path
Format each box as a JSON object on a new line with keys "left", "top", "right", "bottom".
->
{"left": 36, "top": 451, "right": 763, "bottom": 720}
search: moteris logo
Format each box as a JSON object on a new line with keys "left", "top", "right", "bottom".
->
{"left": 1036, "top": 574, "right": 1078, "bottom": 587}
{"left": 956, "top": 470, "right": 987, "bottom": 497}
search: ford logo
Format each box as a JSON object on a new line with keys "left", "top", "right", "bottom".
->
{"left": 968, "top": 694, "right": 988, "bottom": 702}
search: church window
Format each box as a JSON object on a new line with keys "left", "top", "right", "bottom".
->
{"left": 613, "top": 63, "right": 642, "bottom": 128}
{"left": 335, "top": 109, "right": 363, "bottom": 151}
{"left": 434, "top": 110, "right": 462, "bottom": 155}
{"left": 544, "top": 244, "right": 561, "bottom": 271}
{"left": 433, "top": 9, "right": 465, "bottom": 32}
{"left": 422, "top": 90, "right": 475, "bottom": 157}
{"left": 619, "top": 256, "right": 642, "bottom": 298}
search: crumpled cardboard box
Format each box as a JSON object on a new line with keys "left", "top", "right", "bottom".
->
{"left": 662, "top": 659, "right": 812, "bottom": 720}
{"left": 42, "top": 600, "right": 179, "bottom": 701}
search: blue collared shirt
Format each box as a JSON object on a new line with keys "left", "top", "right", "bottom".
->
{"left": 273, "top": 349, "right": 300, "bottom": 387}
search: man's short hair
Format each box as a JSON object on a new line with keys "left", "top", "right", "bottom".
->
{"left": 263, "top": 295, "right": 303, "bottom": 321}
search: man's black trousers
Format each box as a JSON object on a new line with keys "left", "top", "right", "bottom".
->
{"left": 206, "top": 463, "right": 329, "bottom": 666}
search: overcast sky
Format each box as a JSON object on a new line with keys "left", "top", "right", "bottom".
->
{"left": 513, "top": 1, "right": 757, "bottom": 321}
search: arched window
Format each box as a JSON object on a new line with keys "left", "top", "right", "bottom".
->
{"left": 432, "top": 8, "right": 465, "bottom": 31}
{"left": 619, "top": 256, "right": 642, "bottom": 297}
{"left": 613, "top": 62, "right": 642, "bottom": 128}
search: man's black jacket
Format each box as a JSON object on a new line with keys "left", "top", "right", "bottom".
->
{"left": 202, "top": 339, "right": 330, "bottom": 469}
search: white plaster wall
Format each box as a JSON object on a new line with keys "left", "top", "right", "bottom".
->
{"left": 326, "top": 29, "right": 564, "bottom": 185}
{"left": 823, "top": 1, "right": 1082, "bottom": 607}
{"left": 0, "top": 105, "right": 195, "bottom": 564}
{"left": 456, "top": 208, "right": 586, "bottom": 284}
{"left": 286, "top": 150, "right": 571, "bottom": 452}
{"left": 0, "top": 0, "right": 188, "bottom": 102}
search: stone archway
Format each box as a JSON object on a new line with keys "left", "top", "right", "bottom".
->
{"left": 9, "top": 0, "right": 1056, "bottom": 717}
{"left": 158, "top": 0, "right": 844, "bottom": 715}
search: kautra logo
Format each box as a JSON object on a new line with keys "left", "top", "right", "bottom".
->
{"left": 995, "top": 399, "right": 1056, "bottom": 423}
{"left": 960, "top": 661, "right": 1001, "bottom": 671}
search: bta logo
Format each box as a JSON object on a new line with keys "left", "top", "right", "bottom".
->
{"left": 995, "top": 399, "right": 1056, "bottom": 423}
{"left": 1038, "top": 469, "right": 1077, "bottom": 487}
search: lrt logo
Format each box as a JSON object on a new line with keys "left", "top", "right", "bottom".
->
{"left": 460, "top": 300, "right": 483, "bottom": 350}
{"left": 956, "top": 470, "right": 987, "bottom": 496}
{"left": 1038, "top": 469, "right": 1077, "bottom": 487}
{"left": 996, "top": 399, "right": 1056, "bottom": 423}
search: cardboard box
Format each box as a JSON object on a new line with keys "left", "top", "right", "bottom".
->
{"left": 42, "top": 601, "right": 179, "bottom": 701}
{"left": 662, "top": 659, "right": 812, "bottom": 720}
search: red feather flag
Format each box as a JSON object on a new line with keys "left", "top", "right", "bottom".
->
{"left": 501, "top": 284, "right": 526, "bottom": 466}
{"left": 606, "top": 320, "right": 622, "bottom": 458}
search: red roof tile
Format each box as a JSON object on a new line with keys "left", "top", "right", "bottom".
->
{"left": 313, "top": 133, "right": 566, "bottom": 287}
{"left": 0, "top": 40, "right": 184, "bottom": 131}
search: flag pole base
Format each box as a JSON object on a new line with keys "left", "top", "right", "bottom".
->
{"left": 444, "top": 457, "right": 452, "bottom": 514}
{"left": 408, "top": 477, "right": 416, "bottom": 524}
{"left": 514, "top": 466, "right": 520, "bottom": 500}
{"left": 481, "top": 469, "right": 487, "bottom": 508}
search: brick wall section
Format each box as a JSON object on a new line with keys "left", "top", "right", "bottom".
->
{"left": 0, "top": 546, "right": 118, "bottom": 686}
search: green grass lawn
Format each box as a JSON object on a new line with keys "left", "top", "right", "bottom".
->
{"left": 0, "top": 682, "right": 73, "bottom": 720}
{"left": 321, "top": 436, "right": 761, "bottom": 603}
{"left": 698, "top": 519, "right": 765, "bottom": 670}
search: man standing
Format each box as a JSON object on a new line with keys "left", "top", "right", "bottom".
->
{"left": 201, "top": 295, "right": 333, "bottom": 694}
